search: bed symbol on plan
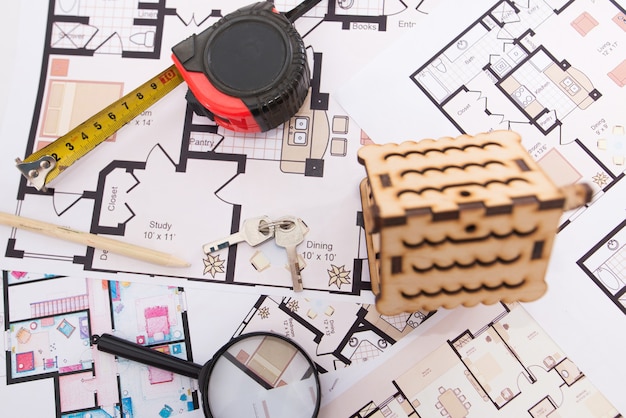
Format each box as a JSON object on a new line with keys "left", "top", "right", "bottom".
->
{"left": 357, "top": 130, "right": 592, "bottom": 314}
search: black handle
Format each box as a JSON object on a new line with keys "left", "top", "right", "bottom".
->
{"left": 284, "top": 0, "right": 322, "bottom": 22}
{"left": 92, "top": 333, "right": 203, "bottom": 379}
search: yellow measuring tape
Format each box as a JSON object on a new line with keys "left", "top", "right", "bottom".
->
{"left": 16, "top": 65, "right": 184, "bottom": 191}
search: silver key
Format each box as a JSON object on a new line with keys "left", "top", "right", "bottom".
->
{"left": 274, "top": 217, "right": 308, "bottom": 292}
{"left": 203, "top": 216, "right": 274, "bottom": 254}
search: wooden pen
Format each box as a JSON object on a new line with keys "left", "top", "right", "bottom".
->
{"left": 0, "top": 211, "right": 190, "bottom": 268}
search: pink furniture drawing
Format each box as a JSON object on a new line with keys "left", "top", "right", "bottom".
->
{"left": 571, "top": 12, "right": 599, "bottom": 36}
{"left": 10, "top": 271, "right": 27, "bottom": 279}
{"left": 16, "top": 351, "right": 35, "bottom": 372}
{"left": 144, "top": 306, "right": 170, "bottom": 341}
{"left": 41, "top": 317, "right": 55, "bottom": 327}
{"left": 148, "top": 366, "right": 174, "bottom": 384}
{"left": 608, "top": 60, "right": 626, "bottom": 87}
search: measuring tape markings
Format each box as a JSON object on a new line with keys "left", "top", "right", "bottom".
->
{"left": 16, "top": 65, "right": 184, "bottom": 191}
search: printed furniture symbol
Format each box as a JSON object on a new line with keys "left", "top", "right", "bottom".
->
{"left": 145, "top": 306, "right": 170, "bottom": 342}
{"left": 597, "top": 125, "right": 625, "bottom": 165}
{"left": 358, "top": 131, "right": 592, "bottom": 314}
{"left": 149, "top": 366, "right": 174, "bottom": 384}
{"left": 608, "top": 59, "right": 626, "bottom": 87}
{"left": 16, "top": 327, "right": 32, "bottom": 344}
{"left": 331, "top": 138, "right": 348, "bottom": 156}
{"left": 234, "top": 336, "right": 297, "bottom": 386}
{"left": 437, "top": 387, "right": 469, "bottom": 418}
{"left": 570, "top": 12, "right": 599, "bottom": 37}
{"left": 16, "top": 351, "right": 35, "bottom": 372}
{"left": 57, "top": 319, "right": 76, "bottom": 338}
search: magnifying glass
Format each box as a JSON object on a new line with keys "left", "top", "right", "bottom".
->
{"left": 92, "top": 331, "right": 321, "bottom": 417}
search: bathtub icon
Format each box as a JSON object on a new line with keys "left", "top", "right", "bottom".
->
{"left": 596, "top": 267, "right": 622, "bottom": 291}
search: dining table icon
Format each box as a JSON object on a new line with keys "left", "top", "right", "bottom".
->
{"left": 436, "top": 387, "right": 470, "bottom": 418}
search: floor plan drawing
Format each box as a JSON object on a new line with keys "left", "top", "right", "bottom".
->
{"left": 321, "top": 302, "right": 620, "bottom": 417}
{"left": 3, "top": 0, "right": 625, "bottom": 416}
{"left": 4, "top": 271, "right": 197, "bottom": 418}
{"left": 323, "top": 0, "right": 409, "bottom": 31}
{"left": 230, "top": 293, "right": 433, "bottom": 373}
{"left": 2, "top": 269, "right": 433, "bottom": 417}
{"left": 0, "top": 0, "right": 443, "bottom": 303}
{"left": 333, "top": 0, "right": 626, "bottom": 411}
{"left": 578, "top": 218, "right": 626, "bottom": 315}
{"left": 339, "top": 0, "right": 625, "bottom": 211}
{"left": 409, "top": 0, "right": 625, "bottom": 212}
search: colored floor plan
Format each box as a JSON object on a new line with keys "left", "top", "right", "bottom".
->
{"left": 2, "top": 270, "right": 432, "bottom": 417}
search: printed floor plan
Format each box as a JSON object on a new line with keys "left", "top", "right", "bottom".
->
{"left": 410, "top": 0, "right": 625, "bottom": 213}
{"left": 3, "top": 269, "right": 432, "bottom": 417}
{"left": 1, "top": 0, "right": 441, "bottom": 301}
{"left": 332, "top": 0, "right": 626, "bottom": 412}
{"left": 321, "top": 302, "right": 620, "bottom": 417}
{"left": 578, "top": 218, "right": 626, "bottom": 315}
{"left": 2, "top": 0, "right": 626, "bottom": 416}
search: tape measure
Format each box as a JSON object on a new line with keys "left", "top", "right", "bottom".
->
{"left": 17, "top": 1, "right": 318, "bottom": 191}
{"left": 172, "top": 1, "right": 310, "bottom": 133}
{"left": 16, "top": 65, "right": 184, "bottom": 191}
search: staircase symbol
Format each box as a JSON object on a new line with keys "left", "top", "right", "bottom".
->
{"left": 30, "top": 294, "right": 89, "bottom": 317}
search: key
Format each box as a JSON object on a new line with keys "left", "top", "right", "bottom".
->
{"left": 274, "top": 216, "right": 308, "bottom": 292}
{"left": 203, "top": 216, "right": 274, "bottom": 254}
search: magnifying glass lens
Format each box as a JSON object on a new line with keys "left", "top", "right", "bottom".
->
{"left": 205, "top": 334, "right": 320, "bottom": 418}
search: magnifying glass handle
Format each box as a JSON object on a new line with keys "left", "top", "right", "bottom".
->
{"left": 92, "top": 333, "right": 203, "bottom": 379}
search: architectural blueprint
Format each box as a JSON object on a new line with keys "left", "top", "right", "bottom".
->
{"left": 336, "top": 0, "right": 626, "bottom": 411}
{"left": 321, "top": 302, "right": 620, "bottom": 417}
{"left": 1, "top": 0, "right": 625, "bottom": 416}
{"left": 1, "top": 270, "right": 433, "bottom": 417}
{"left": 0, "top": 0, "right": 440, "bottom": 302}
{"left": 0, "top": 1, "right": 450, "bottom": 417}
{"left": 4, "top": 270, "right": 619, "bottom": 417}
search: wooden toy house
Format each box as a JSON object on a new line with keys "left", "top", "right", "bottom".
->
{"left": 358, "top": 131, "right": 591, "bottom": 315}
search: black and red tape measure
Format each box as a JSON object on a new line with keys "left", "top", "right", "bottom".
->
{"left": 172, "top": 1, "right": 312, "bottom": 133}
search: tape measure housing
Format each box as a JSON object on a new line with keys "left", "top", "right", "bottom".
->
{"left": 171, "top": 1, "right": 310, "bottom": 133}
